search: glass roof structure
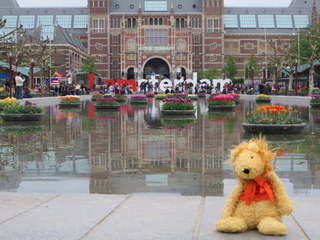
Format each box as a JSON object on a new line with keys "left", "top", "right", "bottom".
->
{"left": 239, "top": 15, "right": 256, "bottom": 28}
{"left": 224, "top": 15, "right": 238, "bottom": 28}
{"left": 40, "top": 25, "right": 55, "bottom": 41}
{"left": 294, "top": 15, "right": 309, "bottom": 28}
{"left": 2, "top": 16, "right": 17, "bottom": 27}
{"left": 74, "top": 15, "right": 88, "bottom": 29}
{"left": 19, "top": 15, "right": 35, "bottom": 29}
{"left": 258, "top": 15, "right": 275, "bottom": 28}
{"left": 37, "top": 15, "right": 53, "bottom": 27}
{"left": 276, "top": 15, "right": 293, "bottom": 28}
{"left": 55, "top": 15, "right": 72, "bottom": 28}
{"left": 145, "top": 1, "right": 168, "bottom": 12}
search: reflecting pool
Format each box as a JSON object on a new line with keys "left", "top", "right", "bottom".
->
{"left": 0, "top": 97, "right": 319, "bottom": 197}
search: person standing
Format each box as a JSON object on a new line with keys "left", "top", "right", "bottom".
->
{"left": 15, "top": 72, "right": 25, "bottom": 99}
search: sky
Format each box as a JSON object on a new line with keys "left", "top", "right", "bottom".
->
{"left": 17, "top": 0, "right": 292, "bottom": 8}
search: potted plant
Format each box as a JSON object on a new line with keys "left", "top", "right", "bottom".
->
{"left": 161, "top": 98, "right": 196, "bottom": 115}
{"left": 130, "top": 95, "right": 147, "bottom": 104}
{"left": 59, "top": 95, "right": 81, "bottom": 107}
{"left": 187, "top": 94, "right": 199, "bottom": 100}
{"left": 208, "top": 94, "right": 236, "bottom": 111}
{"left": 256, "top": 94, "right": 271, "bottom": 103}
{"left": 310, "top": 94, "right": 320, "bottom": 108}
{"left": 242, "top": 105, "right": 305, "bottom": 133}
{"left": 0, "top": 101, "right": 44, "bottom": 121}
{"left": 94, "top": 97, "right": 120, "bottom": 109}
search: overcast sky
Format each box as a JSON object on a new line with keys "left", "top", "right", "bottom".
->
{"left": 17, "top": 0, "right": 292, "bottom": 8}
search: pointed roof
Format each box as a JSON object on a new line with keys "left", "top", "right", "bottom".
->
{"left": 3, "top": 0, "right": 19, "bottom": 8}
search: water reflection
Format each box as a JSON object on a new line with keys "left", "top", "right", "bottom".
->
{"left": 0, "top": 98, "right": 319, "bottom": 197}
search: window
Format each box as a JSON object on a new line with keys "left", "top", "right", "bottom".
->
{"left": 191, "top": 17, "right": 201, "bottom": 28}
{"left": 145, "top": 1, "right": 168, "bottom": 12}
{"left": 92, "top": 18, "right": 105, "bottom": 33}
{"left": 96, "top": 43, "right": 103, "bottom": 50}
{"left": 210, "top": 43, "right": 217, "bottom": 50}
{"left": 276, "top": 15, "right": 292, "bottom": 28}
{"left": 193, "top": 34, "right": 200, "bottom": 43}
{"left": 224, "top": 15, "right": 238, "bottom": 28}
{"left": 210, "top": 55, "right": 217, "bottom": 62}
{"left": 37, "top": 15, "right": 53, "bottom": 27}
{"left": 40, "top": 25, "right": 55, "bottom": 41}
{"left": 74, "top": 15, "right": 88, "bottom": 28}
{"left": 96, "top": 55, "right": 103, "bottom": 62}
{"left": 258, "top": 15, "right": 274, "bottom": 28}
{"left": 19, "top": 15, "right": 35, "bottom": 29}
{"left": 244, "top": 43, "right": 253, "bottom": 50}
{"left": 128, "top": 18, "right": 136, "bottom": 28}
{"left": 207, "top": 18, "right": 219, "bottom": 32}
{"left": 55, "top": 15, "right": 72, "bottom": 28}
{"left": 112, "top": 35, "right": 119, "bottom": 44}
{"left": 294, "top": 15, "right": 309, "bottom": 28}
{"left": 110, "top": 18, "right": 121, "bottom": 28}
{"left": 239, "top": 15, "right": 256, "bottom": 28}
{"left": 2, "top": 16, "right": 17, "bottom": 27}
{"left": 176, "top": 18, "right": 185, "bottom": 29}
{"left": 145, "top": 29, "right": 168, "bottom": 46}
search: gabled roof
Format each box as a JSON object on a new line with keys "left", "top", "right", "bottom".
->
{"left": 3, "top": 0, "right": 19, "bottom": 8}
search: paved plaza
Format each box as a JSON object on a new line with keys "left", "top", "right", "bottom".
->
{"left": 0, "top": 94, "right": 317, "bottom": 239}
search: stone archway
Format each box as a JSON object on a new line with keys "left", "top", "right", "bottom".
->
{"left": 143, "top": 58, "right": 170, "bottom": 79}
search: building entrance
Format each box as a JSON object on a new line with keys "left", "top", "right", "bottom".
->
{"left": 143, "top": 58, "right": 170, "bottom": 79}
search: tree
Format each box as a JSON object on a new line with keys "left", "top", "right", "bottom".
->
{"left": 245, "top": 54, "right": 259, "bottom": 80}
{"left": 198, "top": 67, "right": 219, "bottom": 80}
{"left": 268, "top": 38, "right": 296, "bottom": 91}
{"left": 289, "top": 24, "right": 320, "bottom": 94}
{"left": 222, "top": 55, "right": 237, "bottom": 79}
{"left": 81, "top": 56, "right": 96, "bottom": 74}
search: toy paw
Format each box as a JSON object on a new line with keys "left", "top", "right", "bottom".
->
{"left": 257, "top": 217, "right": 288, "bottom": 235}
{"left": 215, "top": 217, "right": 248, "bottom": 233}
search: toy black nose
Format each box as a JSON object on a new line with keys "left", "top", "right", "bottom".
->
{"left": 243, "top": 168, "right": 250, "bottom": 174}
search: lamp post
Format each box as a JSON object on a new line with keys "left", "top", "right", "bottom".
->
{"left": 295, "top": 61, "right": 298, "bottom": 96}
{"left": 251, "top": 68, "right": 254, "bottom": 90}
{"left": 262, "top": 65, "right": 266, "bottom": 84}
{"left": 9, "top": 53, "right": 13, "bottom": 98}
{"left": 30, "top": 59, "right": 34, "bottom": 89}
{"left": 275, "top": 64, "right": 278, "bottom": 95}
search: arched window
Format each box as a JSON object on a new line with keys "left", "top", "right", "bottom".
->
{"left": 176, "top": 18, "right": 179, "bottom": 28}
{"left": 132, "top": 18, "right": 136, "bottom": 28}
{"left": 128, "top": 18, "right": 132, "bottom": 28}
{"left": 181, "top": 18, "right": 185, "bottom": 28}
{"left": 159, "top": 18, "right": 163, "bottom": 25}
{"left": 154, "top": 18, "right": 158, "bottom": 25}
{"left": 150, "top": 18, "right": 153, "bottom": 25}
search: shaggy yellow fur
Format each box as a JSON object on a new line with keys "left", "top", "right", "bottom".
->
{"left": 215, "top": 137, "right": 293, "bottom": 236}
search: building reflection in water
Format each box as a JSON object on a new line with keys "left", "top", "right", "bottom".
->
{"left": 1, "top": 99, "right": 320, "bottom": 197}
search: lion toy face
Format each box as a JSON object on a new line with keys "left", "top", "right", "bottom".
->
{"left": 233, "top": 148, "right": 264, "bottom": 180}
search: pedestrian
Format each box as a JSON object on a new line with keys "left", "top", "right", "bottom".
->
{"left": 15, "top": 72, "right": 25, "bottom": 99}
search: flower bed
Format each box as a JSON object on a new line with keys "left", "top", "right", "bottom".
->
{"left": 243, "top": 105, "right": 305, "bottom": 133}
{"left": 146, "top": 93, "right": 155, "bottom": 98}
{"left": 59, "top": 95, "right": 81, "bottom": 107}
{"left": 92, "top": 94, "right": 103, "bottom": 101}
{"left": 161, "top": 98, "right": 195, "bottom": 115}
{"left": 0, "top": 101, "right": 44, "bottom": 121}
{"left": 208, "top": 94, "right": 236, "bottom": 111}
{"left": 187, "top": 95, "right": 199, "bottom": 100}
{"left": 174, "top": 93, "right": 188, "bottom": 98}
{"left": 256, "top": 94, "right": 271, "bottom": 103}
{"left": 0, "top": 97, "right": 18, "bottom": 111}
{"left": 94, "top": 98, "right": 120, "bottom": 109}
{"left": 310, "top": 94, "right": 320, "bottom": 108}
{"left": 114, "top": 94, "right": 127, "bottom": 102}
{"left": 130, "top": 96, "right": 147, "bottom": 104}
{"left": 155, "top": 94, "right": 168, "bottom": 100}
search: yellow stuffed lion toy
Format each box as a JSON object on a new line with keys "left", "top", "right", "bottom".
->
{"left": 215, "top": 137, "right": 293, "bottom": 235}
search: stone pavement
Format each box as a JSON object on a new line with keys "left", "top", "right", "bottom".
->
{"left": 0, "top": 192, "right": 317, "bottom": 240}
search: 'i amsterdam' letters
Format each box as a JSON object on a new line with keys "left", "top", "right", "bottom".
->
{"left": 103, "top": 73, "right": 232, "bottom": 93}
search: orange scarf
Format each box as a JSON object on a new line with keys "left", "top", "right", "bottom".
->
{"left": 239, "top": 176, "right": 275, "bottom": 205}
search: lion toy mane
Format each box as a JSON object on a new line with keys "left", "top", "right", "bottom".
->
{"left": 215, "top": 137, "right": 293, "bottom": 235}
